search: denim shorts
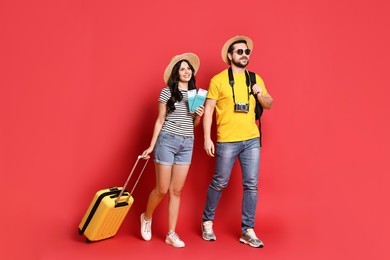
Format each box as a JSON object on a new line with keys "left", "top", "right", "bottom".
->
{"left": 154, "top": 131, "right": 194, "bottom": 166}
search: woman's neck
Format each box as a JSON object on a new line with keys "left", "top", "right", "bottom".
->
{"left": 178, "top": 82, "right": 188, "bottom": 90}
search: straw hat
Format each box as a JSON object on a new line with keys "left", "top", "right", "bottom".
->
{"left": 163, "top": 53, "right": 200, "bottom": 84}
{"left": 221, "top": 35, "right": 253, "bottom": 64}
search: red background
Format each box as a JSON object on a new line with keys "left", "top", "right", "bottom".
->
{"left": 1, "top": 0, "right": 389, "bottom": 259}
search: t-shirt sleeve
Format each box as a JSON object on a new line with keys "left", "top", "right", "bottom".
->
{"left": 158, "top": 87, "right": 170, "bottom": 104}
{"left": 256, "top": 74, "right": 268, "bottom": 96}
{"left": 206, "top": 77, "right": 220, "bottom": 100}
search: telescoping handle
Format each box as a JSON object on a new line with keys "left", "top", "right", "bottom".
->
{"left": 115, "top": 155, "right": 150, "bottom": 205}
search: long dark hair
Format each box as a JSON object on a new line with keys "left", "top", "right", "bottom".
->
{"left": 166, "top": 59, "right": 197, "bottom": 113}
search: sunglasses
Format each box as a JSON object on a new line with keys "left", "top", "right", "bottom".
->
{"left": 232, "top": 49, "right": 251, "bottom": 55}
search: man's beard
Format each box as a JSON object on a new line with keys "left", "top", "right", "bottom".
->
{"left": 231, "top": 57, "right": 249, "bottom": 68}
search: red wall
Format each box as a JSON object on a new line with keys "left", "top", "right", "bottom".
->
{"left": 1, "top": 0, "right": 389, "bottom": 259}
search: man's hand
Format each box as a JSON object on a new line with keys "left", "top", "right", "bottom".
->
{"left": 204, "top": 138, "right": 215, "bottom": 157}
{"left": 252, "top": 84, "right": 263, "bottom": 96}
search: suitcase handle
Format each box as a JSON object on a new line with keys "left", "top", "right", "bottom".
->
{"left": 115, "top": 155, "right": 149, "bottom": 205}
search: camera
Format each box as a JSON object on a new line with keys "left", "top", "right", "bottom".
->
{"left": 234, "top": 103, "right": 249, "bottom": 113}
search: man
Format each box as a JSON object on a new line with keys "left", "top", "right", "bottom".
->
{"left": 201, "top": 36, "right": 273, "bottom": 248}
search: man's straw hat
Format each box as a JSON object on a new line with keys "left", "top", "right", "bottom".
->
{"left": 221, "top": 35, "right": 253, "bottom": 64}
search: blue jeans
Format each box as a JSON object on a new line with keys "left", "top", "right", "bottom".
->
{"left": 154, "top": 131, "right": 194, "bottom": 166}
{"left": 202, "top": 138, "right": 260, "bottom": 233}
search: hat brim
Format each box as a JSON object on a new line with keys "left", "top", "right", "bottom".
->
{"left": 163, "top": 53, "right": 200, "bottom": 84}
{"left": 221, "top": 36, "right": 253, "bottom": 64}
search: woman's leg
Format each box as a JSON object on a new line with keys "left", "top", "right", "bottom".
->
{"left": 144, "top": 163, "right": 172, "bottom": 219}
{"left": 167, "top": 164, "right": 190, "bottom": 232}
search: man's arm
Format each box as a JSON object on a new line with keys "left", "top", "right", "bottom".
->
{"left": 203, "top": 98, "right": 217, "bottom": 157}
{"left": 257, "top": 92, "right": 273, "bottom": 109}
{"left": 252, "top": 81, "right": 274, "bottom": 110}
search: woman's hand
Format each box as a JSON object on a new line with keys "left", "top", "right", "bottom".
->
{"left": 142, "top": 147, "right": 153, "bottom": 158}
{"left": 193, "top": 105, "right": 204, "bottom": 127}
{"left": 195, "top": 105, "right": 204, "bottom": 117}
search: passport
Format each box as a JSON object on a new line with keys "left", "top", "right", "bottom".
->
{"left": 188, "top": 88, "right": 207, "bottom": 112}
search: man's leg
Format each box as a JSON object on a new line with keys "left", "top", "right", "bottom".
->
{"left": 202, "top": 141, "right": 241, "bottom": 221}
{"left": 239, "top": 138, "right": 260, "bottom": 232}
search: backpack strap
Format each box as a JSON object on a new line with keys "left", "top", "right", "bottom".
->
{"left": 248, "top": 71, "right": 263, "bottom": 147}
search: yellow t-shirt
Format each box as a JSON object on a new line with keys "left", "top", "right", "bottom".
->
{"left": 207, "top": 69, "right": 268, "bottom": 142}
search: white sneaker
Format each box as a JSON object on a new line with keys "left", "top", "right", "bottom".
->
{"left": 165, "top": 231, "right": 185, "bottom": 248}
{"left": 140, "top": 213, "right": 152, "bottom": 241}
{"left": 201, "top": 221, "right": 216, "bottom": 241}
{"left": 239, "top": 228, "right": 264, "bottom": 248}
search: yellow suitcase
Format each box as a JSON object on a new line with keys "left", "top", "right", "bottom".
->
{"left": 78, "top": 155, "right": 149, "bottom": 242}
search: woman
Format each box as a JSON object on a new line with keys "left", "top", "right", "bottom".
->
{"left": 140, "top": 53, "right": 203, "bottom": 248}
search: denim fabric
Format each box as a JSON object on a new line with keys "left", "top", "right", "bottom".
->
{"left": 154, "top": 131, "right": 194, "bottom": 166}
{"left": 202, "top": 138, "right": 260, "bottom": 233}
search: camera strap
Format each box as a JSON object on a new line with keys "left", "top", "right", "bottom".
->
{"left": 228, "top": 67, "right": 264, "bottom": 147}
{"left": 228, "top": 67, "right": 251, "bottom": 104}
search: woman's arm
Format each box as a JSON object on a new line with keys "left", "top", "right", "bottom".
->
{"left": 141, "top": 102, "right": 167, "bottom": 157}
{"left": 193, "top": 105, "right": 204, "bottom": 127}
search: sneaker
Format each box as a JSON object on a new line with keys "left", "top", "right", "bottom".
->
{"left": 201, "top": 221, "right": 216, "bottom": 241}
{"left": 140, "top": 213, "right": 152, "bottom": 241}
{"left": 239, "top": 228, "right": 264, "bottom": 248}
{"left": 165, "top": 231, "right": 185, "bottom": 248}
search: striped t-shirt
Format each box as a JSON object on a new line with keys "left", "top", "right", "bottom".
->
{"left": 159, "top": 87, "right": 196, "bottom": 137}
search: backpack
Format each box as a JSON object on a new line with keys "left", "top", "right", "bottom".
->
{"left": 248, "top": 71, "right": 264, "bottom": 147}
{"left": 248, "top": 71, "right": 263, "bottom": 120}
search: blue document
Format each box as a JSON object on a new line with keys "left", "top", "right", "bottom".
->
{"left": 190, "top": 88, "right": 208, "bottom": 112}
{"left": 187, "top": 89, "right": 197, "bottom": 112}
